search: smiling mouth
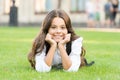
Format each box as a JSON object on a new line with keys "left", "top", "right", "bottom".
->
{"left": 53, "top": 36, "right": 63, "bottom": 39}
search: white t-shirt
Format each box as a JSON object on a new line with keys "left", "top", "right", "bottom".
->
{"left": 35, "top": 37, "right": 83, "bottom": 72}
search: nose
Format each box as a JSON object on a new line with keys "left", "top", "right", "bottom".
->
{"left": 56, "top": 28, "right": 62, "bottom": 33}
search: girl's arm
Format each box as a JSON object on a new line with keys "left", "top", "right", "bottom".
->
{"left": 58, "top": 34, "right": 72, "bottom": 70}
{"left": 44, "top": 33, "right": 57, "bottom": 66}
{"left": 58, "top": 36, "right": 83, "bottom": 72}
{"left": 35, "top": 33, "right": 57, "bottom": 72}
{"left": 58, "top": 44, "right": 72, "bottom": 70}
{"left": 44, "top": 44, "right": 57, "bottom": 66}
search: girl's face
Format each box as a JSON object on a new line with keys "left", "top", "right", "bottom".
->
{"left": 48, "top": 17, "right": 68, "bottom": 42}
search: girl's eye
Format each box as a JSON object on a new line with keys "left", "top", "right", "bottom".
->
{"left": 50, "top": 26, "right": 56, "bottom": 29}
{"left": 61, "top": 26, "right": 66, "bottom": 29}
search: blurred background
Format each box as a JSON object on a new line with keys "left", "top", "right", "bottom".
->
{"left": 0, "top": 0, "right": 120, "bottom": 28}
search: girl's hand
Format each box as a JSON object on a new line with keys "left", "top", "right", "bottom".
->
{"left": 45, "top": 33, "right": 57, "bottom": 46}
{"left": 58, "top": 34, "right": 71, "bottom": 45}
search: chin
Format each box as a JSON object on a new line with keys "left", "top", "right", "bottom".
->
{"left": 53, "top": 38, "right": 63, "bottom": 43}
{"left": 54, "top": 39, "right": 62, "bottom": 43}
{"left": 55, "top": 40, "right": 61, "bottom": 43}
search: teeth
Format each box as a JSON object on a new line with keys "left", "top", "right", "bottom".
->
{"left": 54, "top": 36, "right": 62, "bottom": 38}
{"left": 55, "top": 35, "right": 61, "bottom": 37}
{"left": 55, "top": 36, "right": 61, "bottom": 38}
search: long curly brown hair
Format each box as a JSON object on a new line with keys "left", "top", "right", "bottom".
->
{"left": 27, "top": 9, "right": 80, "bottom": 68}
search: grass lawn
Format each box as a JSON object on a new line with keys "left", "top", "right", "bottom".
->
{"left": 0, "top": 26, "right": 120, "bottom": 80}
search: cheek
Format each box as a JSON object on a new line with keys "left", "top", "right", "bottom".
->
{"left": 48, "top": 29, "right": 54, "bottom": 34}
{"left": 63, "top": 30, "right": 68, "bottom": 38}
{"left": 64, "top": 30, "right": 68, "bottom": 34}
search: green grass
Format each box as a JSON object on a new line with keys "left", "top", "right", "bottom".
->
{"left": 0, "top": 27, "right": 120, "bottom": 80}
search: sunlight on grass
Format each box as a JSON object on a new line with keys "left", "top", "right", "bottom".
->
{"left": 0, "top": 38, "right": 33, "bottom": 42}
{"left": 84, "top": 40, "right": 120, "bottom": 44}
{"left": 0, "top": 27, "right": 120, "bottom": 80}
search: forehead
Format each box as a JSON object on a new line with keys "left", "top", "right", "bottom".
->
{"left": 51, "top": 17, "right": 65, "bottom": 25}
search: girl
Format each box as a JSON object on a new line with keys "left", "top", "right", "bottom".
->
{"left": 28, "top": 9, "right": 83, "bottom": 72}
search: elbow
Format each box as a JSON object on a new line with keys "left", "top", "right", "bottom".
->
{"left": 67, "top": 61, "right": 80, "bottom": 72}
{"left": 64, "top": 64, "right": 80, "bottom": 72}
{"left": 35, "top": 64, "right": 51, "bottom": 72}
{"left": 69, "top": 67, "right": 79, "bottom": 72}
{"left": 35, "top": 67, "right": 51, "bottom": 72}
{"left": 65, "top": 67, "right": 79, "bottom": 72}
